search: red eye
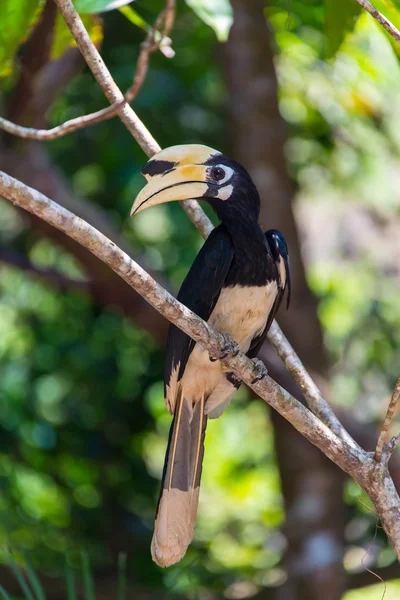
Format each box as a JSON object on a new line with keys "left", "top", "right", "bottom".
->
{"left": 211, "top": 166, "right": 226, "bottom": 181}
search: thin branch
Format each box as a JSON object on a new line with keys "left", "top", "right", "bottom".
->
{"left": 384, "top": 432, "right": 400, "bottom": 461}
{"left": 0, "top": 102, "right": 126, "bottom": 140}
{"left": 355, "top": 0, "right": 400, "bottom": 44}
{"left": 0, "top": 1, "right": 175, "bottom": 141}
{"left": 267, "top": 321, "right": 360, "bottom": 450}
{"left": 376, "top": 377, "right": 400, "bottom": 462}
{"left": 125, "top": 0, "right": 176, "bottom": 103}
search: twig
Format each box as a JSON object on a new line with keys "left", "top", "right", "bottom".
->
{"left": 376, "top": 378, "right": 400, "bottom": 462}
{"left": 267, "top": 321, "right": 360, "bottom": 450}
{"left": 355, "top": 0, "right": 400, "bottom": 44}
{"left": 0, "top": 102, "right": 126, "bottom": 140}
{"left": 384, "top": 432, "right": 400, "bottom": 460}
{"left": 3, "top": 169, "right": 400, "bottom": 560}
{"left": 125, "top": 0, "right": 176, "bottom": 103}
{"left": 0, "top": 1, "right": 175, "bottom": 141}
{"left": 54, "top": 0, "right": 212, "bottom": 239}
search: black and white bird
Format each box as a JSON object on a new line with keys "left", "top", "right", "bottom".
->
{"left": 131, "top": 144, "right": 290, "bottom": 567}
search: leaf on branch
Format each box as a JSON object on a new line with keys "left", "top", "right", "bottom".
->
{"left": 325, "top": 0, "right": 362, "bottom": 57}
{"left": 51, "top": 12, "right": 103, "bottom": 60}
{"left": 0, "top": 0, "right": 45, "bottom": 78}
{"left": 118, "top": 5, "right": 148, "bottom": 32}
{"left": 185, "top": 0, "right": 233, "bottom": 42}
{"left": 74, "top": 0, "right": 135, "bottom": 14}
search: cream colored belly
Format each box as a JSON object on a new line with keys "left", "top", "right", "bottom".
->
{"left": 181, "top": 282, "right": 277, "bottom": 404}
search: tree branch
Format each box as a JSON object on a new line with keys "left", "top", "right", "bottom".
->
{"left": 268, "top": 321, "right": 359, "bottom": 449}
{"left": 355, "top": 0, "right": 400, "bottom": 44}
{"left": 3, "top": 0, "right": 400, "bottom": 560}
{"left": 0, "top": 101, "right": 127, "bottom": 140}
{"left": 2, "top": 169, "right": 400, "bottom": 559}
{"left": 376, "top": 377, "right": 400, "bottom": 462}
{"left": 0, "top": 1, "right": 175, "bottom": 141}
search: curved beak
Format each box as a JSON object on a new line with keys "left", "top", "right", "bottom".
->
{"left": 131, "top": 164, "right": 210, "bottom": 216}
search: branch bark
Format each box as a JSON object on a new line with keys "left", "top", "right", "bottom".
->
{"left": 376, "top": 378, "right": 400, "bottom": 461}
{"left": 0, "top": 0, "right": 175, "bottom": 141}
{"left": 1, "top": 170, "right": 400, "bottom": 559}
{"left": 355, "top": 0, "right": 400, "bottom": 43}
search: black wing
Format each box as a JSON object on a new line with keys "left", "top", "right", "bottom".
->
{"left": 164, "top": 224, "right": 234, "bottom": 413}
{"left": 247, "top": 229, "right": 290, "bottom": 360}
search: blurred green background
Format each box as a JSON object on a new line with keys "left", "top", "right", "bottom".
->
{"left": 1, "top": 0, "right": 400, "bottom": 598}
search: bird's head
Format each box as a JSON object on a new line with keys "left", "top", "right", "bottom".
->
{"left": 131, "top": 144, "right": 260, "bottom": 223}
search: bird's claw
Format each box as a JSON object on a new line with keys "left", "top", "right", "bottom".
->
{"left": 209, "top": 332, "right": 240, "bottom": 362}
{"left": 251, "top": 358, "right": 268, "bottom": 384}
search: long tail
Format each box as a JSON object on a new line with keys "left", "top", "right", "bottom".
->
{"left": 151, "top": 391, "right": 207, "bottom": 567}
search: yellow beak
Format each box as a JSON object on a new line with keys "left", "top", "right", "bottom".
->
{"left": 131, "top": 164, "right": 210, "bottom": 216}
{"left": 131, "top": 144, "right": 221, "bottom": 216}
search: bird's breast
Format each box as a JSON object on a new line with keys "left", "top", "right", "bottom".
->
{"left": 208, "top": 281, "right": 278, "bottom": 353}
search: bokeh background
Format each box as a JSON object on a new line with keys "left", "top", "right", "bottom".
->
{"left": 1, "top": 0, "right": 400, "bottom": 598}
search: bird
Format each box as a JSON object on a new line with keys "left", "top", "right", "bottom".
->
{"left": 131, "top": 144, "right": 290, "bottom": 568}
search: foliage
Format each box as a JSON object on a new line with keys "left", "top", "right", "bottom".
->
{"left": 0, "top": 0, "right": 44, "bottom": 77}
{"left": 185, "top": 0, "right": 233, "bottom": 42}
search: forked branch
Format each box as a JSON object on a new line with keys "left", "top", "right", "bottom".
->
{"left": 376, "top": 377, "right": 400, "bottom": 462}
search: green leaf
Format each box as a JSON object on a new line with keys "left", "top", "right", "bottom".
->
{"left": 117, "top": 553, "right": 127, "bottom": 600}
{"left": 0, "top": 0, "right": 45, "bottom": 77}
{"left": 7, "top": 554, "right": 35, "bottom": 600}
{"left": 65, "top": 560, "right": 77, "bottom": 600}
{"left": 0, "top": 586, "right": 12, "bottom": 600}
{"left": 118, "top": 5, "right": 148, "bottom": 32}
{"left": 74, "top": 0, "right": 135, "bottom": 14}
{"left": 81, "top": 552, "right": 95, "bottom": 600}
{"left": 22, "top": 555, "right": 46, "bottom": 600}
{"left": 185, "top": 0, "right": 233, "bottom": 42}
{"left": 51, "top": 13, "right": 103, "bottom": 60}
{"left": 372, "top": 0, "right": 400, "bottom": 56}
{"left": 325, "top": 0, "right": 362, "bottom": 57}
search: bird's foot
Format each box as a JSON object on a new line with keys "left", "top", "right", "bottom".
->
{"left": 209, "top": 332, "right": 240, "bottom": 362}
{"left": 251, "top": 358, "right": 268, "bottom": 384}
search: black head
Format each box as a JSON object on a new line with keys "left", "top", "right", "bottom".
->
{"left": 131, "top": 144, "right": 260, "bottom": 224}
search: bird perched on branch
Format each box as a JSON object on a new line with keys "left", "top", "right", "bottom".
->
{"left": 131, "top": 144, "right": 290, "bottom": 567}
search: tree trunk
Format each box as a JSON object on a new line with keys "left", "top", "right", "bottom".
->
{"left": 223, "top": 2, "right": 346, "bottom": 599}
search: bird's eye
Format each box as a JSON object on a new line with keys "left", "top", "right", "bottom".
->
{"left": 211, "top": 166, "right": 226, "bottom": 181}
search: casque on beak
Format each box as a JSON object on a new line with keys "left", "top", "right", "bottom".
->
{"left": 131, "top": 144, "right": 221, "bottom": 216}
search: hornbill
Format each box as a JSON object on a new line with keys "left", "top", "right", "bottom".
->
{"left": 131, "top": 144, "right": 290, "bottom": 567}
